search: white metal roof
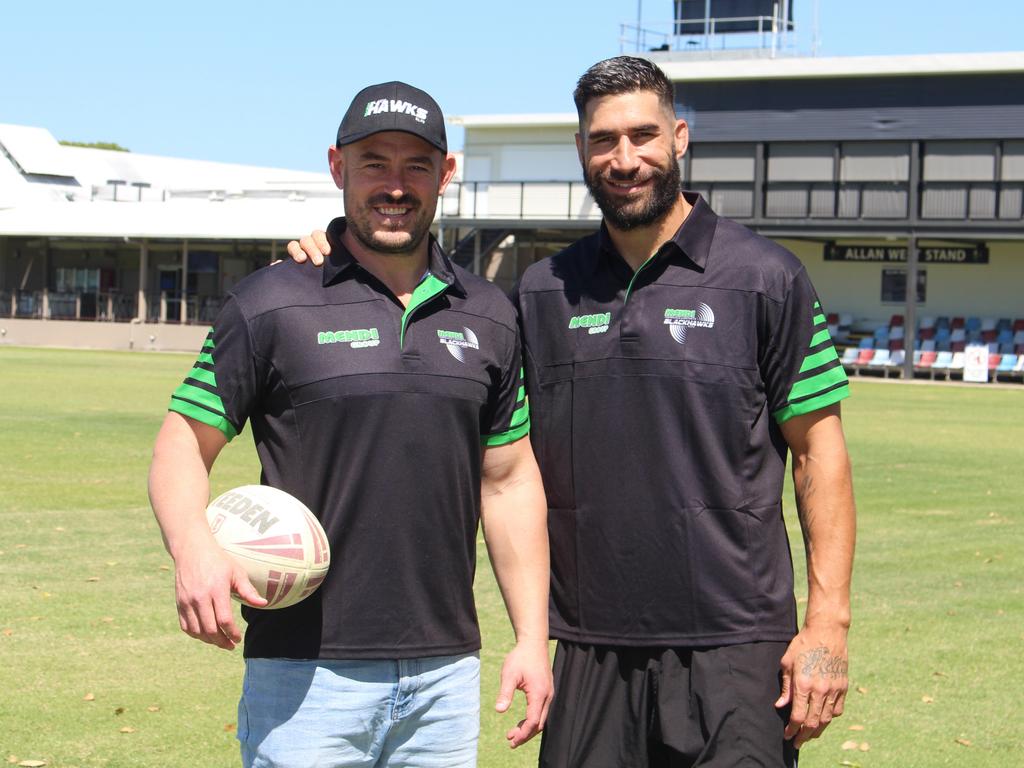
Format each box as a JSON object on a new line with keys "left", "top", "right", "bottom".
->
{"left": 0, "top": 124, "right": 75, "bottom": 178}
{"left": 0, "top": 123, "right": 346, "bottom": 240}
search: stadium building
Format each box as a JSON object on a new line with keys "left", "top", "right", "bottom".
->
{"left": 2, "top": 2, "right": 1022, "bottom": 381}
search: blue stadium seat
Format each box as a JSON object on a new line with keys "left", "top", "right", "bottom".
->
{"left": 996, "top": 354, "right": 1017, "bottom": 374}
{"left": 931, "top": 351, "right": 953, "bottom": 380}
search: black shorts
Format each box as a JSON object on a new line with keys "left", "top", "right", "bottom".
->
{"left": 538, "top": 641, "right": 798, "bottom": 768}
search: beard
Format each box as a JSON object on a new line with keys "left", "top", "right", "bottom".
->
{"left": 584, "top": 152, "right": 682, "bottom": 231}
{"left": 344, "top": 192, "right": 433, "bottom": 255}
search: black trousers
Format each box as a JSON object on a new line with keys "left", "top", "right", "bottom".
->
{"left": 538, "top": 641, "right": 798, "bottom": 768}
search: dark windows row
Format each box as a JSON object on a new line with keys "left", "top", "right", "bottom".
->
{"left": 683, "top": 140, "right": 1024, "bottom": 220}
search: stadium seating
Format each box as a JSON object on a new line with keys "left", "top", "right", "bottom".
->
{"left": 915, "top": 350, "right": 938, "bottom": 377}
{"left": 837, "top": 316, "right": 1024, "bottom": 384}
{"left": 840, "top": 347, "right": 859, "bottom": 373}
{"left": 854, "top": 348, "right": 875, "bottom": 371}
{"left": 949, "top": 352, "right": 966, "bottom": 379}
{"left": 995, "top": 354, "right": 1020, "bottom": 382}
{"left": 888, "top": 349, "right": 906, "bottom": 374}
{"left": 931, "top": 351, "right": 954, "bottom": 379}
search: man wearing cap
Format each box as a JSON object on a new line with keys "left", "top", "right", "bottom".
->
{"left": 149, "top": 81, "right": 552, "bottom": 768}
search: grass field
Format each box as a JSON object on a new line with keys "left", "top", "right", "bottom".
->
{"left": 1, "top": 346, "right": 1021, "bottom": 768}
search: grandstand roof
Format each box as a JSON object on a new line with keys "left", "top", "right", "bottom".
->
{"left": 450, "top": 52, "right": 1024, "bottom": 129}
{"left": 655, "top": 51, "right": 1024, "bottom": 82}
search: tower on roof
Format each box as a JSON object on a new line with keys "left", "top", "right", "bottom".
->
{"left": 623, "top": 0, "right": 804, "bottom": 60}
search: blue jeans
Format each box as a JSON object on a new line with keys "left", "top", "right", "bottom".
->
{"left": 238, "top": 654, "right": 480, "bottom": 768}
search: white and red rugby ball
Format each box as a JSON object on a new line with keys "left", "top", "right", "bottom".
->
{"left": 205, "top": 485, "right": 330, "bottom": 609}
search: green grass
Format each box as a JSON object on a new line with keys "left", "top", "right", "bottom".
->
{"left": 1, "top": 347, "right": 1021, "bottom": 767}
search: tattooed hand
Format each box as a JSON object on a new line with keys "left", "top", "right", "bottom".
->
{"left": 775, "top": 626, "right": 850, "bottom": 749}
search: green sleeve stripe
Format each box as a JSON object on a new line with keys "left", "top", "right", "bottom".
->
{"left": 813, "top": 301, "right": 821, "bottom": 309}
{"left": 186, "top": 367, "right": 217, "bottom": 387}
{"left": 168, "top": 399, "right": 238, "bottom": 441}
{"left": 482, "top": 419, "right": 530, "bottom": 446}
{"left": 787, "top": 365, "right": 849, "bottom": 401}
{"left": 773, "top": 385, "right": 849, "bottom": 423}
{"left": 202, "top": 339, "right": 215, "bottom": 351}
{"left": 812, "top": 312, "right": 826, "bottom": 326}
{"left": 197, "top": 351, "right": 214, "bottom": 365}
{"left": 516, "top": 385, "right": 526, "bottom": 403}
{"left": 171, "top": 381, "right": 227, "bottom": 416}
{"left": 509, "top": 399, "right": 530, "bottom": 428}
{"left": 799, "top": 346, "right": 840, "bottom": 374}
{"left": 809, "top": 328, "right": 833, "bottom": 348}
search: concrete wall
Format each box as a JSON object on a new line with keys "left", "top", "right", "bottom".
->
{"left": 463, "top": 126, "right": 580, "bottom": 182}
{"left": 0, "top": 318, "right": 208, "bottom": 352}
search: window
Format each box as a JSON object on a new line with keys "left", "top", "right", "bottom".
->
{"left": 881, "top": 269, "right": 926, "bottom": 304}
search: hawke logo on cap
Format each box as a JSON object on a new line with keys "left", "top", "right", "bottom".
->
{"left": 337, "top": 81, "right": 447, "bottom": 154}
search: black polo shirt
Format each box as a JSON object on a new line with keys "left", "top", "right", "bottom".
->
{"left": 514, "top": 193, "right": 849, "bottom": 647}
{"left": 168, "top": 218, "right": 529, "bottom": 660}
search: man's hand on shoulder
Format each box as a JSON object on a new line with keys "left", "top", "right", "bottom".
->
{"left": 495, "top": 638, "right": 553, "bottom": 749}
{"left": 776, "top": 622, "right": 850, "bottom": 748}
{"left": 286, "top": 230, "right": 331, "bottom": 266}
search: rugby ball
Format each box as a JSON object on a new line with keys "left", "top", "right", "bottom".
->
{"left": 205, "top": 485, "right": 330, "bottom": 609}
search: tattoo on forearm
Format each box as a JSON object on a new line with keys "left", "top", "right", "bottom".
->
{"left": 798, "top": 646, "right": 848, "bottom": 679}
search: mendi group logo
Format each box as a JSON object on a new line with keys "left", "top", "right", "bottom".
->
{"left": 317, "top": 328, "right": 380, "bottom": 349}
{"left": 438, "top": 328, "right": 480, "bottom": 362}
{"left": 663, "top": 303, "right": 715, "bottom": 344}
{"left": 568, "top": 312, "right": 611, "bottom": 335}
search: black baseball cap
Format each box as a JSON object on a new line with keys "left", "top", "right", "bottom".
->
{"left": 336, "top": 81, "right": 447, "bottom": 154}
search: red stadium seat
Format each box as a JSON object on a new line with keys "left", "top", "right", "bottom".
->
{"left": 918, "top": 327, "right": 935, "bottom": 340}
{"left": 917, "top": 350, "right": 938, "bottom": 369}
{"left": 889, "top": 314, "right": 904, "bottom": 327}
{"left": 988, "top": 354, "right": 1002, "bottom": 372}
{"left": 951, "top": 317, "right": 965, "bottom": 329}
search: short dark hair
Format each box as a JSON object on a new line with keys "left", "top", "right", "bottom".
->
{"left": 573, "top": 56, "right": 675, "bottom": 122}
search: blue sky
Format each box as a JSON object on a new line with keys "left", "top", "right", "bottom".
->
{"left": 3, "top": 1, "right": 1021, "bottom": 172}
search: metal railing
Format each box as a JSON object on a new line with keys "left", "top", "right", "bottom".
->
{"left": 619, "top": 14, "right": 795, "bottom": 56}
{"left": 438, "top": 179, "right": 1024, "bottom": 224}
{"left": 0, "top": 290, "right": 219, "bottom": 324}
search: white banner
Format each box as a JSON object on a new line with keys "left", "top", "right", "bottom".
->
{"left": 963, "top": 345, "right": 990, "bottom": 383}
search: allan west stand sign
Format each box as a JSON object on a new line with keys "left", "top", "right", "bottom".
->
{"left": 824, "top": 243, "right": 990, "bottom": 264}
